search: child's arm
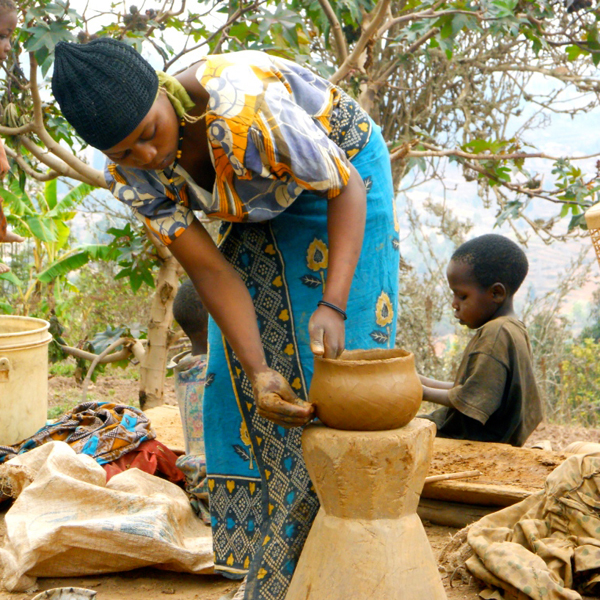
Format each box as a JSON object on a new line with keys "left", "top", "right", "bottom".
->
{"left": 0, "top": 198, "right": 24, "bottom": 244}
{"left": 2, "top": 230, "right": 24, "bottom": 243}
{"left": 0, "top": 139, "right": 9, "bottom": 177}
{"left": 422, "top": 385, "right": 453, "bottom": 407}
{"left": 419, "top": 375, "right": 453, "bottom": 389}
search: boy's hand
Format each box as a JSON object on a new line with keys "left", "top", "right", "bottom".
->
{"left": 253, "top": 369, "right": 314, "bottom": 428}
{"left": 422, "top": 385, "right": 453, "bottom": 407}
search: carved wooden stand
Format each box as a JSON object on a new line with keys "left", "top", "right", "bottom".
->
{"left": 286, "top": 419, "right": 447, "bottom": 600}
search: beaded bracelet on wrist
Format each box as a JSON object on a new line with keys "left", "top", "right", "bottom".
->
{"left": 317, "top": 300, "right": 348, "bottom": 321}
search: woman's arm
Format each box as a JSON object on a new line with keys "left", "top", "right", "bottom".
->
{"left": 169, "top": 219, "right": 314, "bottom": 427}
{"left": 309, "top": 164, "right": 366, "bottom": 358}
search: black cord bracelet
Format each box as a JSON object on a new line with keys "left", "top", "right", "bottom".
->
{"left": 317, "top": 300, "right": 348, "bottom": 321}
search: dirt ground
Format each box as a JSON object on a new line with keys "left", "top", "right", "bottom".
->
{"left": 0, "top": 519, "right": 480, "bottom": 600}
{"left": 0, "top": 372, "right": 598, "bottom": 599}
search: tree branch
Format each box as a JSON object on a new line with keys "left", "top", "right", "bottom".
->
{"left": 28, "top": 53, "right": 105, "bottom": 187}
{"left": 0, "top": 122, "right": 34, "bottom": 136}
{"left": 399, "top": 141, "right": 600, "bottom": 163}
{"left": 5, "top": 146, "right": 59, "bottom": 181}
{"left": 60, "top": 344, "right": 133, "bottom": 363}
{"left": 316, "top": 0, "right": 349, "bottom": 63}
{"left": 81, "top": 338, "right": 130, "bottom": 401}
{"left": 20, "top": 137, "right": 99, "bottom": 186}
{"left": 330, "top": 0, "right": 392, "bottom": 84}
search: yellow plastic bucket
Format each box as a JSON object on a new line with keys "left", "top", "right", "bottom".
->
{"left": 0, "top": 315, "right": 52, "bottom": 446}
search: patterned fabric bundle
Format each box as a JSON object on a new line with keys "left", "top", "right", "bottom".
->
{"left": 0, "top": 402, "right": 155, "bottom": 465}
{"left": 176, "top": 454, "right": 211, "bottom": 525}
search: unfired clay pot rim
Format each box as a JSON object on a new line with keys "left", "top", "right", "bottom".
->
{"left": 315, "top": 348, "right": 413, "bottom": 367}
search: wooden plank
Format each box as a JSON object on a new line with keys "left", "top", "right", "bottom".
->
{"left": 422, "top": 480, "right": 532, "bottom": 507}
{"left": 424, "top": 469, "right": 481, "bottom": 484}
{"left": 418, "top": 498, "right": 500, "bottom": 528}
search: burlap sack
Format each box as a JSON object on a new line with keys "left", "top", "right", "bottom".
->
{"left": 0, "top": 441, "right": 214, "bottom": 592}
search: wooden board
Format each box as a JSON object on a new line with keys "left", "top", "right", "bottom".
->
{"left": 422, "top": 481, "right": 531, "bottom": 507}
{"left": 418, "top": 498, "right": 499, "bottom": 528}
{"left": 422, "top": 437, "right": 569, "bottom": 506}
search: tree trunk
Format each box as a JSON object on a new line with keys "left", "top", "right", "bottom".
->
{"left": 139, "top": 249, "right": 183, "bottom": 409}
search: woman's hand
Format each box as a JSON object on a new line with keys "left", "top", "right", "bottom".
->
{"left": 253, "top": 369, "right": 314, "bottom": 428}
{"left": 309, "top": 305, "right": 345, "bottom": 359}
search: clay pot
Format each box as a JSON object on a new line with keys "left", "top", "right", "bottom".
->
{"left": 309, "top": 348, "right": 423, "bottom": 431}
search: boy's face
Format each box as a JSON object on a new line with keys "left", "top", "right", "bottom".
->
{"left": 0, "top": 10, "right": 17, "bottom": 62}
{"left": 446, "top": 259, "right": 500, "bottom": 329}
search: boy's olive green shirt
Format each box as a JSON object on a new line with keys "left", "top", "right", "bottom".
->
{"left": 425, "top": 316, "right": 543, "bottom": 447}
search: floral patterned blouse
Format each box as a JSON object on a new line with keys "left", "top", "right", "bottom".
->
{"left": 105, "top": 50, "right": 372, "bottom": 245}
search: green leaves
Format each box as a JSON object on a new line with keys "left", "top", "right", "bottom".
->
{"left": 495, "top": 200, "right": 523, "bottom": 227}
{"left": 107, "top": 224, "right": 159, "bottom": 293}
{"left": 22, "top": 0, "right": 80, "bottom": 74}
{"left": 26, "top": 215, "right": 57, "bottom": 242}
{"left": 37, "top": 245, "right": 116, "bottom": 284}
{"left": 566, "top": 44, "right": 586, "bottom": 61}
{"left": 24, "top": 21, "right": 73, "bottom": 54}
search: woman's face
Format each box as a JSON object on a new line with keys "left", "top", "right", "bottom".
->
{"left": 104, "top": 92, "right": 180, "bottom": 171}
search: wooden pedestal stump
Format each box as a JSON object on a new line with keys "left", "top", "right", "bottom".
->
{"left": 286, "top": 418, "right": 447, "bottom": 600}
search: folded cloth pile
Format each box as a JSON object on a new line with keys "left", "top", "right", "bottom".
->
{"left": 466, "top": 452, "right": 600, "bottom": 600}
{"left": 0, "top": 402, "right": 155, "bottom": 465}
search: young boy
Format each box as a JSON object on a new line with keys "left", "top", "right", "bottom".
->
{"left": 420, "top": 234, "right": 543, "bottom": 447}
{"left": 170, "top": 279, "right": 211, "bottom": 525}
{"left": 171, "top": 278, "right": 209, "bottom": 457}
{"left": 173, "top": 278, "right": 208, "bottom": 359}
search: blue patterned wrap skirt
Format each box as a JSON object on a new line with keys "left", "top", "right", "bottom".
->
{"left": 203, "top": 124, "right": 399, "bottom": 600}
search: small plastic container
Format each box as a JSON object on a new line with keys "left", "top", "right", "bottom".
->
{"left": 0, "top": 316, "right": 52, "bottom": 446}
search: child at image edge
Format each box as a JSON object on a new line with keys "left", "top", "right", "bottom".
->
{"left": 171, "top": 279, "right": 211, "bottom": 525}
{"left": 171, "top": 278, "right": 208, "bottom": 455}
{"left": 0, "top": 0, "right": 24, "bottom": 274}
{"left": 420, "top": 234, "right": 543, "bottom": 447}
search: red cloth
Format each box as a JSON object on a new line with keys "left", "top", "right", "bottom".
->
{"left": 103, "top": 439, "right": 185, "bottom": 484}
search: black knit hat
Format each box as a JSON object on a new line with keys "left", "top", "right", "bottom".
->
{"left": 52, "top": 38, "right": 159, "bottom": 150}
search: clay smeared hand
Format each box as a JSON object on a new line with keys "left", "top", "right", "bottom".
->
{"left": 309, "top": 305, "right": 345, "bottom": 359}
{"left": 253, "top": 369, "right": 314, "bottom": 428}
